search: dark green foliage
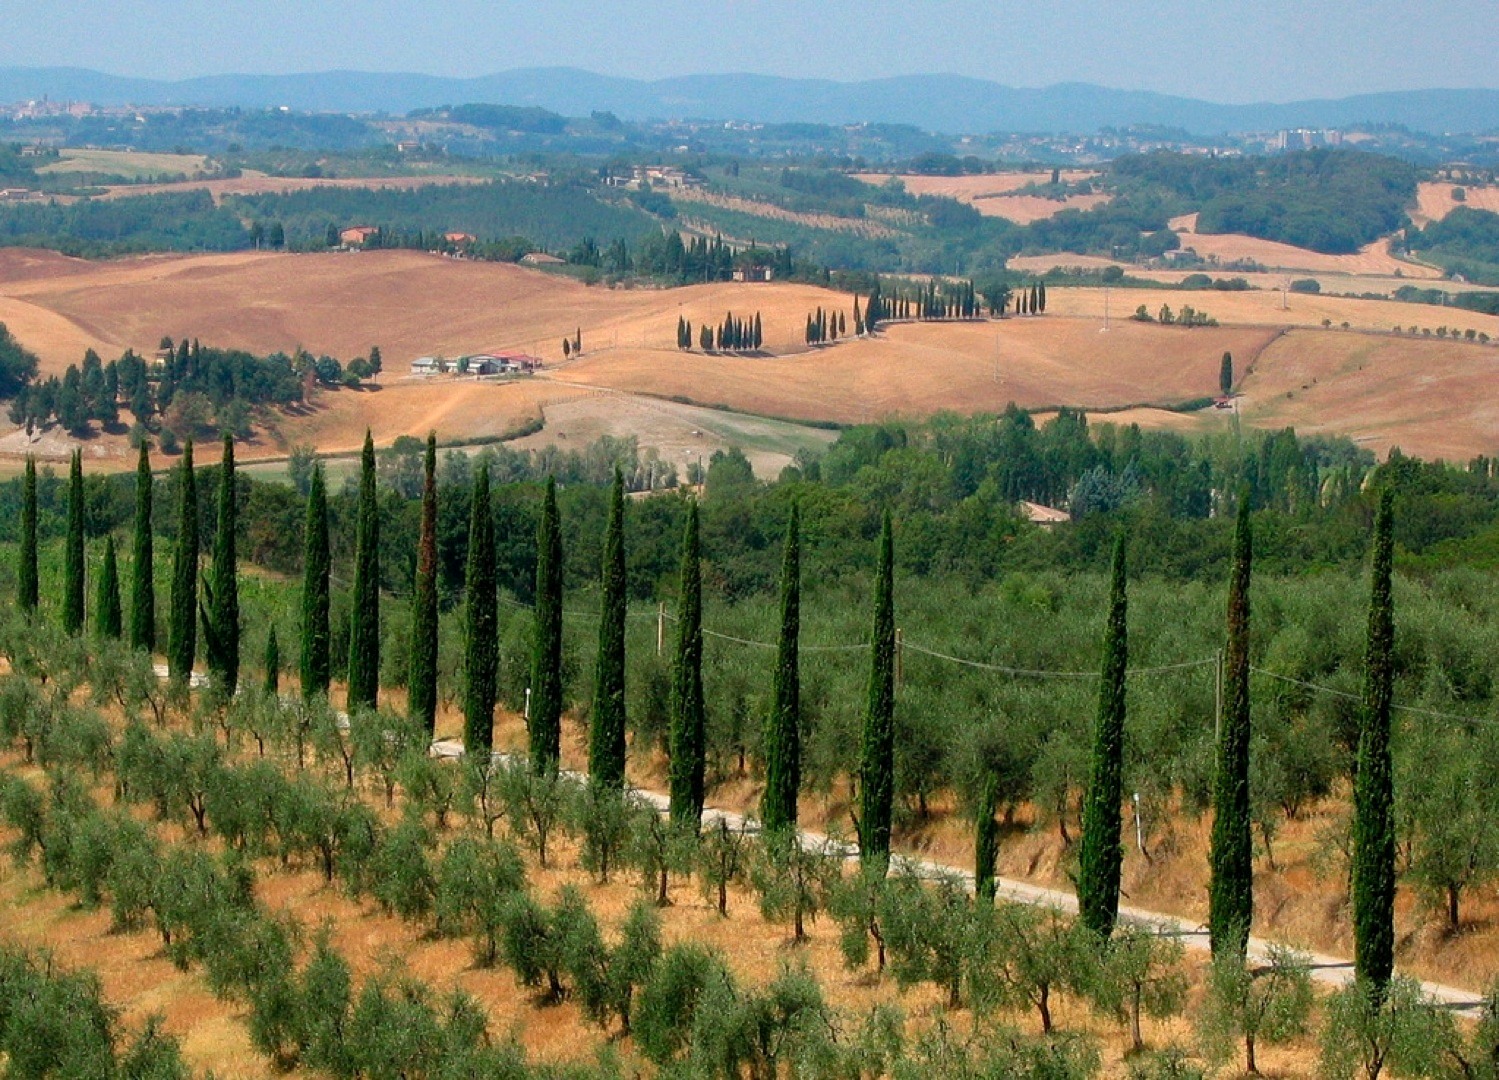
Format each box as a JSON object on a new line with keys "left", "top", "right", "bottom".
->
{"left": 17, "top": 454, "right": 36, "bottom": 615}
{"left": 96, "top": 535, "right": 123, "bottom": 640}
{"left": 299, "top": 463, "right": 330, "bottom": 700}
{"left": 167, "top": 441, "right": 198, "bottom": 685}
{"left": 1219, "top": 352, "right": 1233, "bottom": 397}
{"left": 858, "top": 511, "right": 896, "bottom": 862}
{"left": 530, "top": 476, "right": 564, "bottom": 774}
{"left": 263, "top": 626, "right": 280, "bottom": 697}
{"left": 1210, "top": 502, "right": 1253, "bottom": 959}
{"left": 0, "top": 321, "right": 39, "bottom": 397}
{"left": 1079, "top": 534, "right": 1128, "bottom": 940}
{"left": 202, "top": 434, "right": 240, "bottom": 695}
{"left": 668, "top": 501, "right": 706, "bottom": 828}
{"left": 975, "top": 773, "right": 1000, "bottom": 902}
{"left": 760, "top": 503, "right": 800, "bottom": 833}
{"left": 130, "top": 442, "right": 154, "bottom": 651}
{"left": 463, "top": 465, "right": 497, "bottom": 752}
{"left": 589, "top": 469, "right": 627, "bottom": 791}
{"left": 346, "top": 431, "right": 380, "bottom": 711}
{"left": 1354, "top": 488, "right": 1397, "bottom": 996}
{"left": 408, "top": 432, "right": 439, "bottom": 733}
{"left": 63, "top": 449, "right": 85, "bottom": 635}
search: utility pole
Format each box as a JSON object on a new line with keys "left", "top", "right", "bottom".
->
{"left": 894, "top": 627, "right": 904, "bottom": 691}
{"left": 657, "top": 602, "right": 666, "bottom": 655}
{"left": 1102, "top": 285, "right": 1111, "bottom": 332}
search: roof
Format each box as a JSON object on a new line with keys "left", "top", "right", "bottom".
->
{"left": 1020, "top": 500, "right": 1070, "bottom": 525}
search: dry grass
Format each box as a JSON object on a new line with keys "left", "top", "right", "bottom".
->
{"left": 37, "top": 149, "right": 209, "bottom": 179}
{"left": 1236, "top": 328, "right": 1499, "bottom": 460}
{"left": 671, "top": 187, "right": 899, "bottom": 236}
{"left": 852, "top": 171, "right": 1109, "bottom": 222}
{"left": 1413, "top": 182, "right": 1499, "bottom": 226}
{"left": 550, "top": 318, "right": 1278, "bottom": 424}
{"left": 1169, "top": 213, "right": 1440, "bottom": 278}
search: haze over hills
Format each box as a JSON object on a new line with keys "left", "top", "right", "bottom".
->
{"left": 4, "top": 66, "right": 1499, "bottom": 135}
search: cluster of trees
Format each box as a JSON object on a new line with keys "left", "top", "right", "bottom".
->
{"left": 3, "top": 338, "right": 379, "bottom": 444}
{"left": 0, "top": 942, "right": 189, "bottom": 1079}
{"left": 862, "top": 275, "right": 995, "bottom": 325}
{"left": 1110, "top": 148, "right": 1420, "bottom": 255}
{"left": 677, "top": 311, "right": 763, "bottom": 352}
{"left": 803, "top": 306, "right": 847, "bottom": 344}
{"left": 1404, "top": 205, "right": 1499, "bottom": 284}
{"left": 1131, "top": 302, "right": 1218, "bottom": 327}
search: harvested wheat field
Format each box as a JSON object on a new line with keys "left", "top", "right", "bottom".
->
{"left": 1236, "top": 329, "right": 1499, "bottom": 460}
{"left": 1047, "top": 284, "right": 1499, "bottom": 338}
{"left": 854, "top": 170, "right": 1109, "bottom": 222}
{"left": 1168, "top": 213, "right": 1440, "bottom": 277}
{"left": 550, "top": 317, "right": 1278, "bottom": 423}
{"left": 1412, "top": 181, "right": 1499, "bottom": 225}
{"left": 0, "top": 248, "right": 855, "bottom": 375}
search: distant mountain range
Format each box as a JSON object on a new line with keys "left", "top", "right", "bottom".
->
{"left": 3, "top": 66, "right": 1499, "bottom": 136}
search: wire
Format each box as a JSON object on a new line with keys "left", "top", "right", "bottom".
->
{"left": 1251, "top": 664, "right": 1498, "bottom": 727}
{"left": 902, "top": 641, "right": 1218, "bottom": 680}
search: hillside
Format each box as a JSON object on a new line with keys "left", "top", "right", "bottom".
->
{"left": 4, "top": 249, "right": 1499, "bottom": 465}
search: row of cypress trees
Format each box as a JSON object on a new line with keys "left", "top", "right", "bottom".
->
{"left": 17, "top": 435, "right": 241, "bottom": 694}
{"left": 1067, "top": 493, "right": 1399, "bottom": 1012}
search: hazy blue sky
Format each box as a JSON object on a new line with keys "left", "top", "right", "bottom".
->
{"left": 6, "top": 0, "right": 1497, "bottom": 102}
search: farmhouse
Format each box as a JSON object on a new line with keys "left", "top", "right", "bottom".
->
{"left": 520, "top": 251, "right": 565, "bottom": 267}
{"left": 410, "top": 356, "right": 444, "bottom": 376}
{"left": 732, "top": 265, "right": 774, "bottom": 283}
{"left": 339, "top": 225, "right": 379, "bottom": 247}
{"left": 444, "top": 231, "right": 476, "bottom": 246}
{"left": 464, "top": 351, "right": 541, "bottom": 375}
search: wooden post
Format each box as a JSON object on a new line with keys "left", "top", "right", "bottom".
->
{"left": 657, "top": 602, "right": 666, "bottom": 656}
{"left": 894, "top": 627, "right": 904, "bottom": 691}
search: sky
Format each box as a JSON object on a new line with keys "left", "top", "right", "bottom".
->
{"left": 5, "top": 0, "right": 1498, "bottom": 103}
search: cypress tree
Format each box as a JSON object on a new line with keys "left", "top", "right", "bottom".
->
{"left": 18, "top": 454, "right": 37, "bottom": 616}
{"left": 299, "top": 464, "right": 331, "bottom": 700}
{"left": 1219, "top": 352, "right": 1234, "bottom": 397}
{"left": 95, "top": 535, "right": 122, "bottom": 640}
{"left": 760, "top": 502, "right": 800, "bottom": 833}
{"left": 1353, "top": 489, "right": 1397, "bottom": 998}
{"left": 264, "top": 624, "right": 280, "bottom": 697}
{"left": 858, "top": 512, "right": 896, "bottom": 863}
{"left": 1209, "top": 500, "right": 1254, "bottom": 959}
{"left": 408, "top": 432, "right": 439, "bottom": 734}
{"left": 463, "top": 465, "right": 497, "bottom": 753}
{"left": 668, "top": 501, "right": 706, "bottom": 828}
{"left": 167, "top": 440, "right": 198, "bottom": 686}
{"left": 346, "top": 431, "right": 380, "bottom": 712}
{"left": 975, "top": 773, "right": 1000, "bottom": 903}
{"left": 1079, "top": 534, "right": 1129, "bottom": 940}
{"left": 202, "top": 434, "right": 240, "bottom": 695}
{"left": 589, "top": 468, "right": 628, "bottom": 791}
{"left": 63, "top": 449, "right": 85, "bottom": 635}
{"left": 530, "top": 476, "right": 564, "bottom": 774}
{"left": 130, "top": 442, "right": 154, "bottom": 651}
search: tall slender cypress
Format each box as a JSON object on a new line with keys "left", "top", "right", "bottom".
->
{"left": 203, "top": 434, "right": 240, "bottom": 695}
{"left": 299, "top": 464, "right": 331, "bottom": 700}
{"left": 63, "top": 450, "right": 85, "bottom": 635}
{"left": 1354, "top": 489, "right": 1397, "bottom": 997}
{"left": 530, "top": 476, "right": 564, "bottom": 774}
{"left": 130, "top": 442, "right": 155, "bottom": 651}
{"left": 463, "top": 465, "right": 497, "bottom": 753}
{"left": 167, "top": 440, "right": 198, "bottom": 686}
{"left": 858, "top": 512, "right": 896, "bottom": 863}
{"left": 346, "top": 431, "right": 380, "bottom": 712}
{"left": 1210, "top": 500, "right": 1254, "bottom": 958}
{"left": 761, "top": 503, "right": 800, "bottom": 833}
{"left": 1079, "top": 534, "right": 1129, "bottom": 940}
{"left": 17, "top": 455, "right": 37, "bottom": 616}
{"left": 408, "top": 432, "right": 439, "bottom": 733}
{"left": 95, "top": 535, "right": 122, "bottom": 640}
{"left": 975, "top": 774, "right": 1000, "bottom": 902}
{"left": 589, "top": 469, "right": 628, "bottom": 791}
{"left": 668, "top": 501, "right": 706, "bottom": 828}
{"left": 264, "top": 624, "right": 280, "bottom": 697}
